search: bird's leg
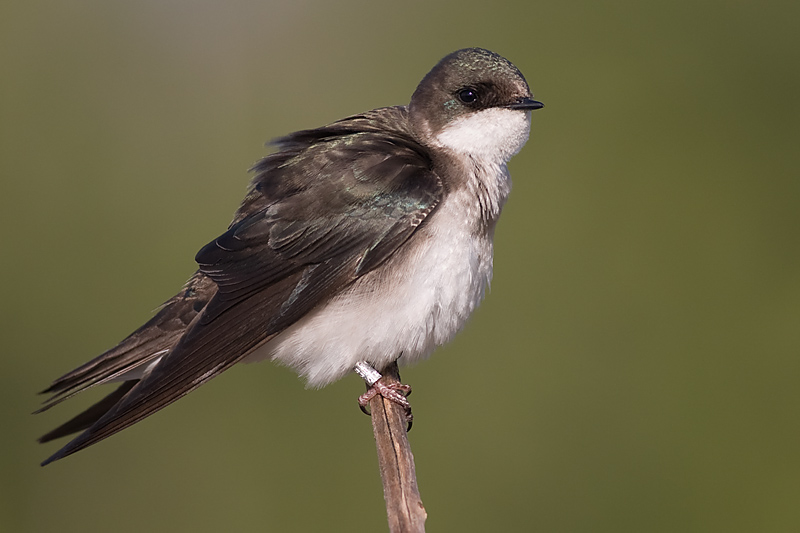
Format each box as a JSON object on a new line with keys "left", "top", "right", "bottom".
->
{"left": 354, "top": 361, "right": 413, "bottom": 428}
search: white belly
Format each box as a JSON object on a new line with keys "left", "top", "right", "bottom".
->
{"left": 246, "top": 190, "right": 499, "bottom": 388}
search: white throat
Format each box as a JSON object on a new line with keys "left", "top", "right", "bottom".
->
{"left": 433, "top": 108, "right": 531, "bottom": 163}
{"left": 430, "top": 107, "right": 530, "bottom": 224}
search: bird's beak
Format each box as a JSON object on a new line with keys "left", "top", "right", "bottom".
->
{"left": 506, "top": 98, "right": 544, "bottom": 110}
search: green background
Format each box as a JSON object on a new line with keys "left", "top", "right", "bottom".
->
{"left": 2, "top": 1, "right": 799, "bottom": 531}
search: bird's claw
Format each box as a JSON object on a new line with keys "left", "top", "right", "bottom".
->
{"left": 358, "top": 378, "right": 413, "bottom": 430}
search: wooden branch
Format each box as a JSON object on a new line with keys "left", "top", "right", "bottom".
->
{"left": 368, "top": 362, "right": 427, "bottom": 532}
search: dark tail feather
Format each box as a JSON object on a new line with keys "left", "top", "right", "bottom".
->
{"left": 38, "top": 381, "right": 138, "bottom": 443}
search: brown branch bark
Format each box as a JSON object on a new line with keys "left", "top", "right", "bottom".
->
{"left": 368, "top": 362, "right": 427, "bottom": 532}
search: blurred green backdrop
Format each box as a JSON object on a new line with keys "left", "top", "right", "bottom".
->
{"left": 2, "top": 1, "right": 799, "bottom": 531}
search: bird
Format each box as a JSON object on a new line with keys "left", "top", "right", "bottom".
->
{"left": 36, "top": 47, "right": 544, "bottom": 465}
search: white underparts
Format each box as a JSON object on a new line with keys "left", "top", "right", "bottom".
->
{"left": 244, "top": 108, "right": 532, "bottom": 388}
{"left": 246, "top": 189, "right": 496, "bottom": 387}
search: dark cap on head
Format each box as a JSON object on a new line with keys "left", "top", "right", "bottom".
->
{"left": 409, "top": 48, "right": 539, "bottom": 138}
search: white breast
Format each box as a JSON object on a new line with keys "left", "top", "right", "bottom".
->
{"left": 247, "top": 169, "right": 509, "bottom": 388}
{"left": 247, "top": 189, "right": 492, "bottom": 387}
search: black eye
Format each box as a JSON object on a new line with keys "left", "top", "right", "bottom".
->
{"left": 457, "top": 88, "right": 478, "bottom": 104}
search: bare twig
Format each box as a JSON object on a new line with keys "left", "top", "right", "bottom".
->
{"left": 368, "top": 362, "right": 427, "bottom": 532}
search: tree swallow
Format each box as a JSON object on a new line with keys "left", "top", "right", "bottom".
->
{"left": 37, "top": 48, "right": 543, "bottom": 465}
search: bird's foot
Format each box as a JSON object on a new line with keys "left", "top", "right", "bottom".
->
{"left": 358, "top": 379, "right": 413, "bottom": 429}
{"left": 354, "top": 361, "right": 413, "bottom": 430}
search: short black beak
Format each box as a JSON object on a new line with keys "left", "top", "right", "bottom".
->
{"left": 506, "top": 98, "right": 544, "bottom": 111}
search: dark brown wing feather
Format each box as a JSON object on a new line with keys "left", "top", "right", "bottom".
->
{"left": 40, "top": 107, "right": 442, "bottom": 465}
{"left": 38, "top": 381, "right": 138, "bottom": 443}
{"left": 36, "top": 272, "right": 215, "bottom": 413}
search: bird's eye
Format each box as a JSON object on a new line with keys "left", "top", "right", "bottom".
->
{"left": 457, "top": 88, "right": 478, "bottom": 104}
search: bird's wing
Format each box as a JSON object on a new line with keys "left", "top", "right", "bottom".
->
{"left": 42, "top": 123, "right": 442, "bottom": 464}
{"left": 38, "top": 381, "right": 138, "bottom": 443}
{"left": 36, "top": 272, "right": 216, "bottom": 413}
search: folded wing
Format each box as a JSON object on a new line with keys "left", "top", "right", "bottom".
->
{"left": 41, "top": 110, "right": 442, "bottom": 464}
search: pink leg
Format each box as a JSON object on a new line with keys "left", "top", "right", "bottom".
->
{"left": 358, "top": 378, "right": 413, "bottom": 428}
